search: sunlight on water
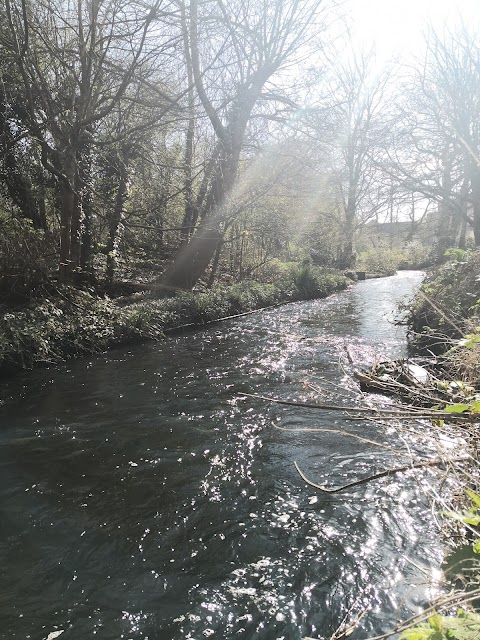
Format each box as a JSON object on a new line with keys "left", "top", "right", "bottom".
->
{"left": 0, "top": 272, "right": 454, "bottom": 639}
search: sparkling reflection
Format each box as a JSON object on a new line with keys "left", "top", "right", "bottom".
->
{"left": 0, "top": 272, "right": 450, "bottom": 639}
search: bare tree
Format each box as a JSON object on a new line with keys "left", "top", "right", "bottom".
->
{"left": 162, "top": 0, "right": 328, "bottom": 289}
{"left": 381, "top": 25, "right": 480, "bottom": 248}
{"left": 306, "top": 49, "right": 394, "bottom": 268}
{"left": 2, "top": 0, "right": 177, "bottom": 281}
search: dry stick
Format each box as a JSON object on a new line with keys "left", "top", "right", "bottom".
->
{"left": 305, "top": 380, "right": 360, "bottom": 401}
{"left": 293, "top": 456, "right": 470, "bottom": 494}
{"left": 242, "top": 392, "right": 421, "bottom": 414}
{"left": 241, "top": 393, "right": 473, "bottom": 421}
{"left": 416, "top": 289, "right": 464, "bottom": 337}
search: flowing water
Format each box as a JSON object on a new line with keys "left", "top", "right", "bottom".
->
{"left": 0, "top": 271, "right": 444, "bottom": 640}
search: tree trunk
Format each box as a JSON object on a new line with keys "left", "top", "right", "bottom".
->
{"left": 180, "top": 2, "right": 196, "bottom": 244}
{"left": 70, "top": 162, "right": 82, "bottom": 275}
{"left": 451, "top": 175, "right": 470, "bottom": 247}
{"left": 106, "top": 152, "right": 129, "bottom": 284}
{"left": 207, "top": 236, "right": 224, "bottom": 288}
{"left": 161, "top": 147, "right": 234, "bottom": 289}
{"left": 337, "top": 191, "right": 356, "bottom": 269}
{"left": 469, "top": 160, "right": 480, "bottom": 246}
{"left": 58, "top": 154, "right": 76, "bottom": 282}
{"left": 163, "top": 224, "right": 224, "bottom": 290}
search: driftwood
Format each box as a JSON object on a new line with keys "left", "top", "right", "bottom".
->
{"left": 352, "top": 357, "right": 477, "bottom": 411}
{"left": 294, "top": 456, "right": 470, "bottom": 494}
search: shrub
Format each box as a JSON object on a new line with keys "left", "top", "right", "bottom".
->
{"left": 0, "top": 216, "right": 56, "bottom": 300}
{"left": 356, "top": 248, "right": 405, "bottom": 275}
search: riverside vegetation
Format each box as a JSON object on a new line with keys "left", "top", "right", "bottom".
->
{"left": 0, "top": 262, "right": 348, "bottom": 375}
{"left": 357, "top": 250, "right": 480, "bottom": 640}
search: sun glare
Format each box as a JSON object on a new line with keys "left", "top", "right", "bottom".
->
{"left": 350, "top": 0, "right": 480, "bottom": 60}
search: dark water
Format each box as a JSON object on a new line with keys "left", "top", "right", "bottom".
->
{"left": 0, "top": 272, "right": 444, "bottom": 640}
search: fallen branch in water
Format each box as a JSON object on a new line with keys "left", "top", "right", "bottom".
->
{"left": 294, "top": 456, "right": 470, "bottom": 494}
{"left": 240, "top": 393, "right": 475, "bottom": 421}
{"left": 273, "top": 422, "right": 398, "bottom": 453}
{"left": 163, "top": 302, "right": 286, "bottom": 333}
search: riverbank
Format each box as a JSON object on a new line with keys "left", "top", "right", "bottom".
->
{"left": 0, "top": 265, "right": 349, "bottom": 376}
{"left": 357, "top": 252, "right": 480, "bottom": 639}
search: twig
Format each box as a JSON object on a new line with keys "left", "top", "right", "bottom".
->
{"left": 417, "top": 289, "right": 464, "bottom": 337}
{"left": 294, "top": 456, "right": 470, "bottom": 494}
{"left": 163, "top": 301, "right": 294, "bottom": 333}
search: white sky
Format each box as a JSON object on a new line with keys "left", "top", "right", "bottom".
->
{"left": 349, "top": 0, "right": 480, "bottom": 61}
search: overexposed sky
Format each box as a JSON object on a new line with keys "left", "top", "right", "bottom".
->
{"left": 349, "top": 0, "right": 480, "bottom": 60}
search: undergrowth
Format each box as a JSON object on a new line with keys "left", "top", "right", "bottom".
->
{"left": 0, "top": 265, "right": 348, "bottom": 374}
{"left": 391, "top": 249, "right": 480, "bottom": 640}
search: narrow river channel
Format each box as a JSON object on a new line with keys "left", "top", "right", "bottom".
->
{"left": 1, "top": 271, "right": 443, "bottom": 640}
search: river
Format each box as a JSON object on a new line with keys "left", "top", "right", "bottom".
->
{"left": 0, "top": 271, "right": 443, "bottom": 640}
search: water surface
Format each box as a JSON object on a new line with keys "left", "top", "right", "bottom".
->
{"left": 1, "top": 272, "right": 442, "bottom": 640}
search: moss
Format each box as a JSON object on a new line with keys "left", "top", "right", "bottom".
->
{"left": 0, "top": 267, "right": 348, "bottom": 375}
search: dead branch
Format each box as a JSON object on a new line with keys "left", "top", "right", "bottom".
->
{"left": 294, "top": 456, "right": 470, "bottom": 494}
{"left": 241, "top": 393, "right": 474, "bottom": 421}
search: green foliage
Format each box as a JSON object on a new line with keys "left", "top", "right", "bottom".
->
{"left": 409, "top": 249, "right": 480, "bottom": 361}
{"left": 286, "top": 263, "right": 347, "bottom": 300}
{"left": 444, "top": 403, "right": 470, "bottom": 414}
{"left": 444, "top": 248, "right": 468, "bottom": 262}
{"left": 0, "top": 268, "right": 348, "bottom": 373}
{"left": 401, "top": 611, "right": 480, "bottom": 640}
{"left": 356, "top": 248, "right": 405, "bottom": 275}
{"left": 443, "top": 490, "right": 480, "bottom": 527}
{"left": 402, "top": 490, "right": 480, "bottom": 640}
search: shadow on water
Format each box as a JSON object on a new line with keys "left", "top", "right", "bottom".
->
{"left": 0, "top": 271, "right": 444, "bottom": 639}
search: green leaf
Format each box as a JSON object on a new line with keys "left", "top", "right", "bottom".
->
{"left": 473, "top": 539, "right": 480, "bottom": 554}
{"left": 445, "top": 404, "right": 470, "bottom": 414}
{"left": 468, "top": 401, "right": 480, "bottom": 414}
{"left": 444, "top": 511, "right": 480, "bottom": 527}
{"left": 442, "top": 509, "right": 480, "bottom": 527}
{"left": 465, "top": 489, "right": 480, "bottom": 509}
{"left": 442, "top": 610, "right": 480, "bottom": 640}
{"left": 462, "top": 514, "right": 480, "bottom": 526}
{"left": 400, "top": 625, "right": 436, "bottom": 640}
{"left": 429, "top": 615, "right": 444, "bottom": 632}
{"left": 400, "top": 616, "right": 450, "bottom": 640}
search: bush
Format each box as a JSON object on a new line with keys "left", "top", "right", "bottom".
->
{"left": 0, "top": 216, "right": 56, "bottom": 301}
{"left": 406, "top": 248, "right": 480, "bottom": 377}
{"left": 356, "top": 248, "right": 405, "bottom": 275}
